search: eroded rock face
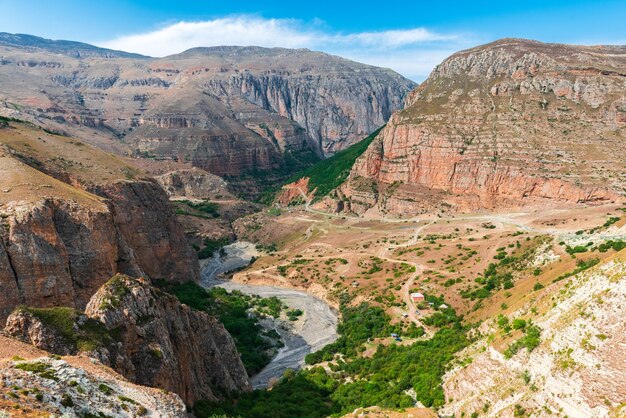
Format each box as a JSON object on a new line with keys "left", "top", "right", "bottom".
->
{"left": 84, "top": 275, "right": 251, "bottom": 405}
{"left": 5, "top": 275, "right": 251, "bottom": 405}
{"left": 340, "top": 39, "right": 625, "bottom": 215}
{"left": 0, "top": 181, "right": 199, "bottom": 323}
{"left": 0, "top": 39, "right": 416, "bottom": 178}
{"left": 440, "top": 256, "right": 626, "bottom": 417}
{"left": 0, "top": 126, "right": 199, "bottom": 324}
{"left": 155, "top": 167, "right": 234, "bottom": 200}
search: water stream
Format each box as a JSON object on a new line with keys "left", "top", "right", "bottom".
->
{"left": 200, "top": 241, "right": 338, "bottom": 389}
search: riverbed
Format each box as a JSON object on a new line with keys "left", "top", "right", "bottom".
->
{"left": 200, "top": 241, "right": 338, "bottom": 389}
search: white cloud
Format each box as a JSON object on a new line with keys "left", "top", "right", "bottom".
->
{"left": 98, "top": 16, "right": 477, "bottom": 81}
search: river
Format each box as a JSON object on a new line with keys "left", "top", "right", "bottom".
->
{"left": 200, "top": 241, "right": 338, "bottom": 389}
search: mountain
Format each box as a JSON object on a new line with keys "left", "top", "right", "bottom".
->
{"left": 0, "top": 32, "right": 147, "bottom": 58}
{"left": 0, "top": 33, "right": 416, "bottom": 193}
{"left": 327, "top": 39, "right": 625, "bottom": 216}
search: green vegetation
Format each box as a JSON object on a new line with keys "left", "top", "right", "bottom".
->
{"left": 597, "top": 240, "right": 626, "bottom": 253}
{"left": 197, "top": 237, "right": 230, "bottom": 259}
{"left": 461, "top": 237, "right": 548, "bottom": 301}
{"left": 305, "top": 303, "right": 398, "bottom": 364}
{"left": 196, "top": 367, "right": 339, "bottom": 418}
{"left": 15, "top": 361, "right": 58, "bottom": 381}
{"left": 260, "top": 127, "right": 384, "bottom": 203}
{"left": 201, "top": 296, "right": 467, "bottom": 417}
{"left": 15, "top": 306, "right": 114, "bottom": 352}
{"left": 287, "top": 309, "right": 304, "bottom": 321}
{"left": 175, "top": 200, "right": 220, "bottom": 219}
{"left": 98, "top": 383, "right": 114, "bottom": 395}
{"left": 553, "top": 258, "right": 600, "bottom": 283}
{"left": 156, "top": 281, "right": 284, "bottom": 375}
{"left": 60, "top": 394, "right": 74, "bottom": 407}
{"left": 565, "top": 244, "right": 589, "bottom": 255}
{"left": 504, "top": 324, "right": 541, "bottom": 359}
{"left": 99, "top": 274, "right": 131, "bottom": 310}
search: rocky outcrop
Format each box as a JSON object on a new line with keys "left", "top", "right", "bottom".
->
{"left": 84, "top": 275, "right": 250, "bottom": 404}
{"left": 0, "top": 36, "right": 415, "bottom": 182}
{"left": 5, "top": 275, "right": 251, "bottom": 405}
{"left": 0, "top": 123, "right": 199, "bottom": 324}
{"left": 440, "top": 255, "right": 626, "bottom": 417}
{"left": 3, "top": 356, "right": 186, "bottom": 416}
{"left": 339, "top": 39, "right": 625, "bottom": 215}
{"left": 155, "top": 167, "right": 234, "bottom": 200}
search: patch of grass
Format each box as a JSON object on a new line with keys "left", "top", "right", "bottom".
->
{"left": 99, "top": 275, "right": 130, "bottom": 310}
{"left": 98, "top": 383, "right": 114, "bottom": 395}
{"left": 15, "top": 361, "right": 58, "bottom": 381}
{"left": 504, "top": 324, "right": 541, "bottom": 359}
{"left": 16, "top": 306, "right": 113, "bottom": 352}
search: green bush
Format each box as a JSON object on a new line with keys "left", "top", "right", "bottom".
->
{"left": 156, "top": 281, "right": 280, "bottom": 375}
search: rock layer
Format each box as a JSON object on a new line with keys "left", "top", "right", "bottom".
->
{"left": 0, "top": 122, "right": 199, "bottom": 323}
{"left": 5, "top": 275, "right": 251, "bottom": 405}
{"left": 85, "top": 275, "right": 251, "bottom": 405}
{"left": 0, "top": 37, "right": 416, "bottom": 179}
{"left": 340, "top": 39, "right": 625, "bottom": 215}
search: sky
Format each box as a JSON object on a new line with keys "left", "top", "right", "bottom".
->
{"left": 0, "top": 0, "right": 624, "bottom": 81}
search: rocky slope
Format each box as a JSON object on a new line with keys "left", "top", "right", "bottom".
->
{"left": 0, "top": 120, "right": 199, "bottom": 323}
{"left": 0, "top": 34, "right": 416, "bottom": 183}
{"left": 337, "top": 39, "right": 625, "bottom": 215}
{"left": 3, "top": 356, "right": 187, "bottom": 417}
{"left": 5, "top": 274, "right": 251, "bottom": 406}
{"left": 440, "top": 251, "right": 626, "bottom": 418}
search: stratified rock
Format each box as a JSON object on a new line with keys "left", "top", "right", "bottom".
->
{"left": 84, "top": 275, "right": 251, "bottom": 405}
{"left": 339, "top": 39, "right": 625, "bottom": 215}
{"left": 155, "top": 167, "right": 234, "bottom": 200}
{"left": 0, "top": 37, "right": 416, "bottom": 181}
{"left": 0, "top": 122, "right": 199, "bottom": 323}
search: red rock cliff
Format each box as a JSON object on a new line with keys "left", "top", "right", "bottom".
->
{"left": 341, "top": 39, "right": 625, "bottom": 215}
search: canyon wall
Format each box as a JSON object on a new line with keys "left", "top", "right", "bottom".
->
{"left": 0, "top": 123, "right": 199, "bottom": 323}
{"left": 339, "top": 39, "right": 625, "bottom": 215}
{"left": 0, "top": 37, "right": 416, "bottom": 179}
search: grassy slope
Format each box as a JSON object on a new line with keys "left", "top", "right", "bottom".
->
{"left": 260, "top": 126, "right": 384, "bottom": 203}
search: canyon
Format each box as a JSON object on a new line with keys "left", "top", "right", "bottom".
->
{"left": 0, "top": 33, "right": 415, "bottom": 190}
{"left": 0, "top": 33, "right": 624, "bottom": 418}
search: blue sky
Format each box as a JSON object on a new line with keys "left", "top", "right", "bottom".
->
{"left": 1, "top": 0, "right": 624, "bottom": 80}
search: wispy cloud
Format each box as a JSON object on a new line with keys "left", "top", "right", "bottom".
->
{"left": 98, "top": 16, "right": 478, "bottom": 81}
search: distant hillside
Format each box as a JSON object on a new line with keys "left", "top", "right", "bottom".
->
{"left": 0, "top": 32, "right": 147, "bottom": 58}
{"left": 0, "top": 33, "right": 415, "bottom": 196}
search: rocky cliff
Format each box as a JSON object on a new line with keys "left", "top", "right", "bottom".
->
{"left": 5, "top": 275, "right": 251, "bottom": 405}
{"left": 338, "top": 39, "right": 625, "bottom": 215}
{"left": 0, "top": 121, "right": 199, "bottom": 323}
{"left": 0, "top": 36, "right": 416, "bottom": 182}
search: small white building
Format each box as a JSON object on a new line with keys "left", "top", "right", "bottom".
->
{"left": 439, "top": 304, "right": 449, "bottom": 310}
